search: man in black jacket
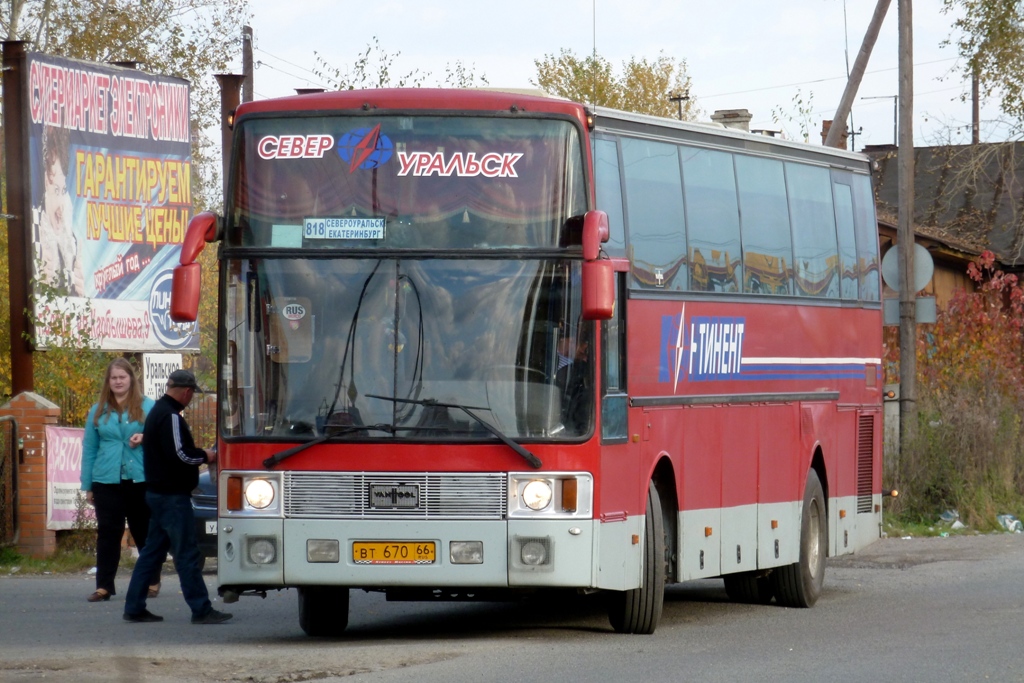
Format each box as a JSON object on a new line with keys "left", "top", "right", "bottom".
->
{"left": 123, "top": 370, "right": 232, "bottom": 624}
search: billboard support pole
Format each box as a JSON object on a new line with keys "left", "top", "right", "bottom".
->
{"left": 214, "top": 74, "right": 244, "bottom": 206}
{"left": 3, "top": 41, "right": 34, "bottom": 394}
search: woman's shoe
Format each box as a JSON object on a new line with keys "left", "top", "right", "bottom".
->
{"left": 147, "top": 582, "right": 161, "bottom": 598}
{"left": 87, "top": 589, "right": 111, "bottom": 602}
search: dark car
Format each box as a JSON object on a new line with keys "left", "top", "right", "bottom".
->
{"left": 191, "top": 468, "right": 218, "bottom": 569}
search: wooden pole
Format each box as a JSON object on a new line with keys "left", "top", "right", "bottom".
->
{"left": 824, "top": 0, "right": 892, "bottom": 148}
{"left": 897, "top": 0, "right": 917, "bottom": 451}
{"left": 3, "top": 41, "right": 34, "bottom": 393}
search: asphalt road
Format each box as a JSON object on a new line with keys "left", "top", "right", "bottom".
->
{"left": 1, "top": 533, "right": 1022, "bottom": 683}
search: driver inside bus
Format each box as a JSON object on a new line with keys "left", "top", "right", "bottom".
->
{"left": 555, "top": 328, "right": 592, "bottom": 433}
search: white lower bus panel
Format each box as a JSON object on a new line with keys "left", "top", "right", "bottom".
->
{"left": 218, "top": 518, "right": 598, "bottom": 589}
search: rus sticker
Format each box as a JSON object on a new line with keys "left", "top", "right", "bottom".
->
{"left": 303, "top": 217, "right": 385, "bottom": 240}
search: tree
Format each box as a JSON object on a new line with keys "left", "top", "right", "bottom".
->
{"left": 533, "top": 49, "right": 700, "bottom": 120}
{"left": 0, "top": 0, "right": 247, "bottom": 413}
{"left": 313, "top": 37, "right": 489, "bottom": 91}
{"left": 941, "top": 1, "right": 1024, "bottom": 130}
{"left": 771, "top": 88, "right": 816, "bottom": 143}
{"left": 1, "top": 0, "right": 248, "bottom": 208}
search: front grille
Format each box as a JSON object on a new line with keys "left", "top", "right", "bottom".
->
{"left": 284, "top": 472, "right": 507, "bottom": 520}
{"left": 192, "top": 494, "right": 217, "bottom": 510}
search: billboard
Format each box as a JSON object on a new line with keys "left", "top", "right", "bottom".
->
{"left": 27, "top": 53, "right": 199, "bottom": 352}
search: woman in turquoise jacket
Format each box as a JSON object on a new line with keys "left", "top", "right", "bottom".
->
{"left": 81, "top": 358, "right": 163, "bottom": 602}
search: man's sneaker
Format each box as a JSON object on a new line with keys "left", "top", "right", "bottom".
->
{"left": 123, "top": 610, "right": 163, "bottom": 623}
{"left": 191, "top": 608, "right": 233, "bottom": 625}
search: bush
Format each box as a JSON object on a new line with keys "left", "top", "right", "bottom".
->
{"left": 885, "top": 251, "right": 1024, "bottom": 530}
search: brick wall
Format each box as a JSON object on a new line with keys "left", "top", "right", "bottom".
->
{"left": 0, "top": 392, "right": 60, "bottom": 557}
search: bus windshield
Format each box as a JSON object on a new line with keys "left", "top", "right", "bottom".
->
{"left": 223, "top": 257, "right": 592, "bottom": 441}
{"left": 223, "top": 113, "right": 592, "bottom": 442}
{"left": 230, "top": 115, "right": 586, "bottom": 249}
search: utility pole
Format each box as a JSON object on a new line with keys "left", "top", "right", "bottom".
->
{"left": 242, "top": 26, "right": 254, "bottom": 103}
{"left": 897, "top": 0, "right": 917, "bottom": 452}
{"left": 668, "top": 92, "right": 689, "bottom": 121}
{"left": 971, "top": 63, "right": 980, "bottom": 144}
{"left": 824, "top": 0, "right": 892, "bottom": 147}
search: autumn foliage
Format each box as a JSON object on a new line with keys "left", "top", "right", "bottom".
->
{"left": 885, "top": 251, "right": 1024, "bottom": 527}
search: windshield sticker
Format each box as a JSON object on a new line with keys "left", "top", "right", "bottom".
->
{"left": 303, "top": 217, "right": 385, "bottom": 240}
{"left": 258, "top": 134, "right": 335, "bottom": 159}
{"left": 397, "top": 151, "right": 524, "bottom": 178}
{"left": 336, "top": 125, "right": 394, "bottom": 172}
{"left": 270, "top": 224, "right": 304, "bottom": 248}
{"left": 282, "top": 302, "right": 306, "bottom": 329}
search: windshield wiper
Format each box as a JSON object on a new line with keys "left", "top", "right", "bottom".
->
{"left": 366, "top": 394, "right": 543, "bottom": 469}
{"left": 263, "top": 424, "right": 396, "bottom": 469}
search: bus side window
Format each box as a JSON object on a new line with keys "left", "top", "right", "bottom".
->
{"left": 831, "top": 172, "right": 860, "bottom": 300}
{"left": 621, "top": 137, "right": 687, "bottom": 291}
{"left": 601, "top": 273, "right": 628, "bottom": 443}
{"left": 735, "top": 155, "right": 793, "bottom": 295}
{"left": 681, "top": 145, "right": 742, "bottom": 293}
{"left": 851, "top": 174, "right": 881, "bottom": 301}
{"left": 594, "top": 136, "right": 627, "bottom": 256}
{"left": 787, "top": 162, "right": 839, "bottom": 298}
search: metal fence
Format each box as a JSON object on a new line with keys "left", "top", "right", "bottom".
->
{"left": 57, "top": 387, "right": 217, "bottom": 446}
{"left": 185, "top": 395, "right": 217, "bottom": 448}
{"left": 57, "top": 387, "right": 85, "bottom": 427}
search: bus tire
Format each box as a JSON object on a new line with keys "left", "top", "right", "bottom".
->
{"left": 723, "top": 572, "right": 774, "bottom": 604}
{"left": 298, "top": 586, "right": 350, "bottom": 636}
{"left": 772, "top": 470, "right": 826, "bottom": 608}
{"left": 608, "top": 482, "right": 666, "bottom": 634}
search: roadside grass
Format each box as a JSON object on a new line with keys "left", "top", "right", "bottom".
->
{"left": 1, "top": 530, "right": 136, "bottom": 576}
{"left": 883, "top": 516, "right": 978, "bottom": 538}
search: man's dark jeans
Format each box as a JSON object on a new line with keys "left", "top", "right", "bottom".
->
{"left": 124, "top": 491, "right": 212, "bottom": 619}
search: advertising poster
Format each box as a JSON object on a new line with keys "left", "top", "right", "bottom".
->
{"left": 27, "top": 53, "right": 198, "bottom": 352}
{"left": 45, "top": 426, "right": 91, "bottom": 530}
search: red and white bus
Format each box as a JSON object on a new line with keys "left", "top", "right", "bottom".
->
{"left": 173, "top": 89, "right": 883, "bottom": 635}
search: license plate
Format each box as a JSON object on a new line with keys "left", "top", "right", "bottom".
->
{"left": 205, "top": 521, "right": 217, "bottom": 535}
{"left": 352, "top": 541, "right": 436, "bottom": 565}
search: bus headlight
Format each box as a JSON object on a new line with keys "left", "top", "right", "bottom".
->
{"left": 508, "top": 473, "right": 593, "bottom": 518}
{"left": 244, "top": 479, "right": 275, "bottom": 509}
{"left": 522, "top": 480, "right": 552, "bottom": 511}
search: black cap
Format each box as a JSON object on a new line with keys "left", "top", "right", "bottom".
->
{"left": 167, "top": 369, "right": 206, "bottom": 393}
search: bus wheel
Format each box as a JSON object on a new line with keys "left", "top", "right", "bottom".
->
{"left": 723, "top": 572, "right": 774, "bottom": 604}
{"left": 608, "top": 482, "right": 666, "bottom": 634}
{"left": 298, "top": 586, "right": 350, "bottom": 636}
{"left": 772, "top": 470, "right": 826, "bottom": 608}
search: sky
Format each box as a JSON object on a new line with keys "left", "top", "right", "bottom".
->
{"left": 236, "top": 0, "right": 1005, "bottom": 151}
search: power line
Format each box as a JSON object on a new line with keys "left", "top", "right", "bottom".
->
{"left": 254, "top": 59, "right": 332, "bottom": 91}
{"left": 254, "top": 46, "right": 323, "bottom": 79}
{"left": 702, "top": 57, "right": 955, "bottom": 100}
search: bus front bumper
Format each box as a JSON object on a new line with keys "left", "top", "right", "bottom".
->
{"left": 216, "top": 518, "right": 596, "bottom": 589}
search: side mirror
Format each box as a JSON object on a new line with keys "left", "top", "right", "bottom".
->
{"left": 581, "top": 210, "right": 613, "bottom": 319}
{"left": 181, "top": 211, "right": 219, "bottom": 265}
{"left": 582, "top": 260, "right": 614, "bottom": 319}
{"left": 171, "top": 212, "right": 220, "bottom": 323}
{"left": 171, "top": 263, "right": 201, "bottom": 322}
{"left": 582, "top": 210, "right": 609, "bottom": 261}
